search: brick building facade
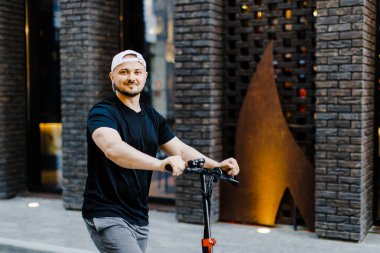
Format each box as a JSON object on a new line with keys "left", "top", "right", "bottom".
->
{"left": 0, "top": 0, "right": 378, "bottom": 242}
{"left": 59, "top": 0, "right": 119, "bottom": 209}
{"left": 174, "top": 0, "right": 224, "bottom": 224}
{"left": 0, "top": 1, "right": 27, "bottom": 198}
{"left": 315, "top": 0, "right": 376, "bottom": 241}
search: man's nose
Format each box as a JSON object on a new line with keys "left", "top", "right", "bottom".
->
{"left": 127, "top": 74, "right": 136, "bottom": 82}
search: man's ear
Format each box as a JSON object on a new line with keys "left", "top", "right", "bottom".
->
{"left": 109, "top": 72, "right": 116, "bottom": 92}
{"left": 109, "top": 72, "right": 114, "bottom": 82}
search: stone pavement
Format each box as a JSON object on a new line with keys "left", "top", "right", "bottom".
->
{"left": 0, "top": 195, "right": 380, "bottom": 253}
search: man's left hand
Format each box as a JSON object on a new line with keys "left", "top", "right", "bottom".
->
{"left": 219, "top": 158, "right": 240, "bottom": 176}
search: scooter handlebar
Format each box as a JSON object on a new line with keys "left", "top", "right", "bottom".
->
{"left": 164, "top": 159, "right": 239, "bottom": 185}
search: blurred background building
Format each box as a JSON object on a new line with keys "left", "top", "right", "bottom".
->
{"left": 0, "top": 0, "right": 379, "bottom": 242}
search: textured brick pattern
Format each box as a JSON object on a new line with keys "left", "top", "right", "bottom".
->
{"left": 60, "top": 0, "right": 118, "bottom": 209}
{"left": 376, "top": 0, "right": 380, "bottom": 225}
{"left": 223, "top": 0, "right": 316, "bottom": 162}
{"left": 174, "top": 0, "right": 224, "bottom": 224}
{"left": 315, "top": 0, "right": 376, "bottom": 241}
{"left": 0, "top": 1, "right": 27, "bottom": 198}
{"left": 223, "top": 0, "right": 316, "bottom": 225}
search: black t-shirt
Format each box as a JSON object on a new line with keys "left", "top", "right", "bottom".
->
{"left": 82, "top": 96, "right": 175, "bottom": 226}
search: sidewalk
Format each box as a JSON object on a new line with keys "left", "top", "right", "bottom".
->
{"left": 0, "top": 195, "right": 380, "bottom": 253}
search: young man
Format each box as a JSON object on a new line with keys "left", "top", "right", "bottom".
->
{"left": 82, "top": 50, "right": 239, "bottom": 253}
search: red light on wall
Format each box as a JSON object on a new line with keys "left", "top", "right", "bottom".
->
{"left": 298, "top": 104, "right": 307, "bottom": 112}
{"left": 298, "top": 88, "right": 307, "bottom": 98}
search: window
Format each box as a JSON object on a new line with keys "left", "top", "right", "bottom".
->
{"left": 121, "top": 0, "right": 176, "bottom": 200}
{"left": 26, "top": 0, "right": 62, "bottom": 192}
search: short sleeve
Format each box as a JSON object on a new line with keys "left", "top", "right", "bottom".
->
{"left": 87, "top": 104, "right": 118, "bottom": 135}
{"left": 157, "top": 113, "right": 175, "bottom": 145}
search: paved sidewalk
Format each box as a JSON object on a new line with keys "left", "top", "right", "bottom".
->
{"left": 0, "top": 195, "right": 380, "bottom": 253}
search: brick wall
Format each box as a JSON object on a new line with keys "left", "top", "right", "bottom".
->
{"left": 223, "top": 0, "right": 316, "bottom": 163}
{"left": 361, "top": 0, "right": 376, "bottom": 239}
{"left": 315, "top": 0, "right": 376, "bottom": 241}
{"left": 60, "top": 0, "right": 118, "bottom": 209}
{"left": 174, "top": 0, "right": 224, "bottom": 223}
{"left": 0, "top": 1, "right": 27, "bottom": 198}
{"left": 222, "top": 0, "right": 317, "bottom": 224}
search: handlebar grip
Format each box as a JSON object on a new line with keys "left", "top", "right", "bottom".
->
{"left": 165, "top": 164, "right": 173, "bottom": 173}
{"left": 213, "top": 167, "right": 240, "bottom": 185}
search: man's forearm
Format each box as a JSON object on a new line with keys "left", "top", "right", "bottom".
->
{"left": 105, "top": 141, "right": 163, "bottom": 171}
{"left": 179, "top": 144, "right": 220, "bottom": 169}
{"left": 93, "top": 127, "right": 164, "bottom": 171}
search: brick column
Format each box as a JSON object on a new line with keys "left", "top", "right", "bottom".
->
{"left": 315, "top": 0, "right": 376, "bottom": 241}
{"left": 174, "top": 0, "right": 224, "bottom": 223}
{"left": 0, "top": 1, "right": 27, "bottom": 198}
{"left": 60, "top": 0, "right": 118, "bottom": 209}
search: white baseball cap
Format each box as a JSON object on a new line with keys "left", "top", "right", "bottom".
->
{"left": 111, "top": 49, "right": 146, "bottom": 71}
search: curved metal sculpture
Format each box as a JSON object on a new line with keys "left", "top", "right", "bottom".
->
{"left": 221, "top": 42, "right": 315, "bottom": 231}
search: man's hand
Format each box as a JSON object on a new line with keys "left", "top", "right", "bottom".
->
{"left": 219, "top": 158, "right": 240, "bottom": 176}
{"left": 161, "top": 156, "right": 186, "bottom": 176}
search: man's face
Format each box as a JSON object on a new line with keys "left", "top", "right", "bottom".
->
{"left": 110, "top": 56, "right": 148, "bottom": 97}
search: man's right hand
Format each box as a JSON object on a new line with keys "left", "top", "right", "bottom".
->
{"left": 161, "top": 156, "right": 186, "bottom": 176}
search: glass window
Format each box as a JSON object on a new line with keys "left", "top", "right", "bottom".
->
{"left": 26, "top": 0, "right": 62, "bottom": 192}
{"left": 121, "top": 0, "right": 176, "bottom": 200}
{"left": 144, "top": 0, "right": 176, "bottom": 200}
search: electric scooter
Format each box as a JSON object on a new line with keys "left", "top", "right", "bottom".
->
{"left": 165, "top": 158, "right": 239, "bottom": 253}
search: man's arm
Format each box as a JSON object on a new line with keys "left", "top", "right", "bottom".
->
{"left": 92, "top": 127, "right": 186, "bottom": 175}
{"left": 160, "top": 137, "right": 240, "bottom": 176}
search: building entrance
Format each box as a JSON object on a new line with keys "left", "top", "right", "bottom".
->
{"left": 120, "top": 0, "right": 176, "bottom": 201}
{"left": 26, "top": 0, "right": 62, "bottom": 192}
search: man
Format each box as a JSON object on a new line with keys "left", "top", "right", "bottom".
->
{"left": 82, "top": 49, "right": 239, "bottom": 253}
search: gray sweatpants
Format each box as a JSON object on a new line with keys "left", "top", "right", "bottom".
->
{"left": 84, "top": 217, "right": 149, "bottom": 253}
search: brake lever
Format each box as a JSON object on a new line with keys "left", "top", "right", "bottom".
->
{"left": 213, "top": 167, "right": 240, "bottom": 185}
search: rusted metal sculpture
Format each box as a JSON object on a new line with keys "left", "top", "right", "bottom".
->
{"left": 221, "top": 41, "right": 315, "bottom": 231}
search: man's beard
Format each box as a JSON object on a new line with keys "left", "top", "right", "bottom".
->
{"left": 114, "top": 83, "right": 142, "bottom": 97}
